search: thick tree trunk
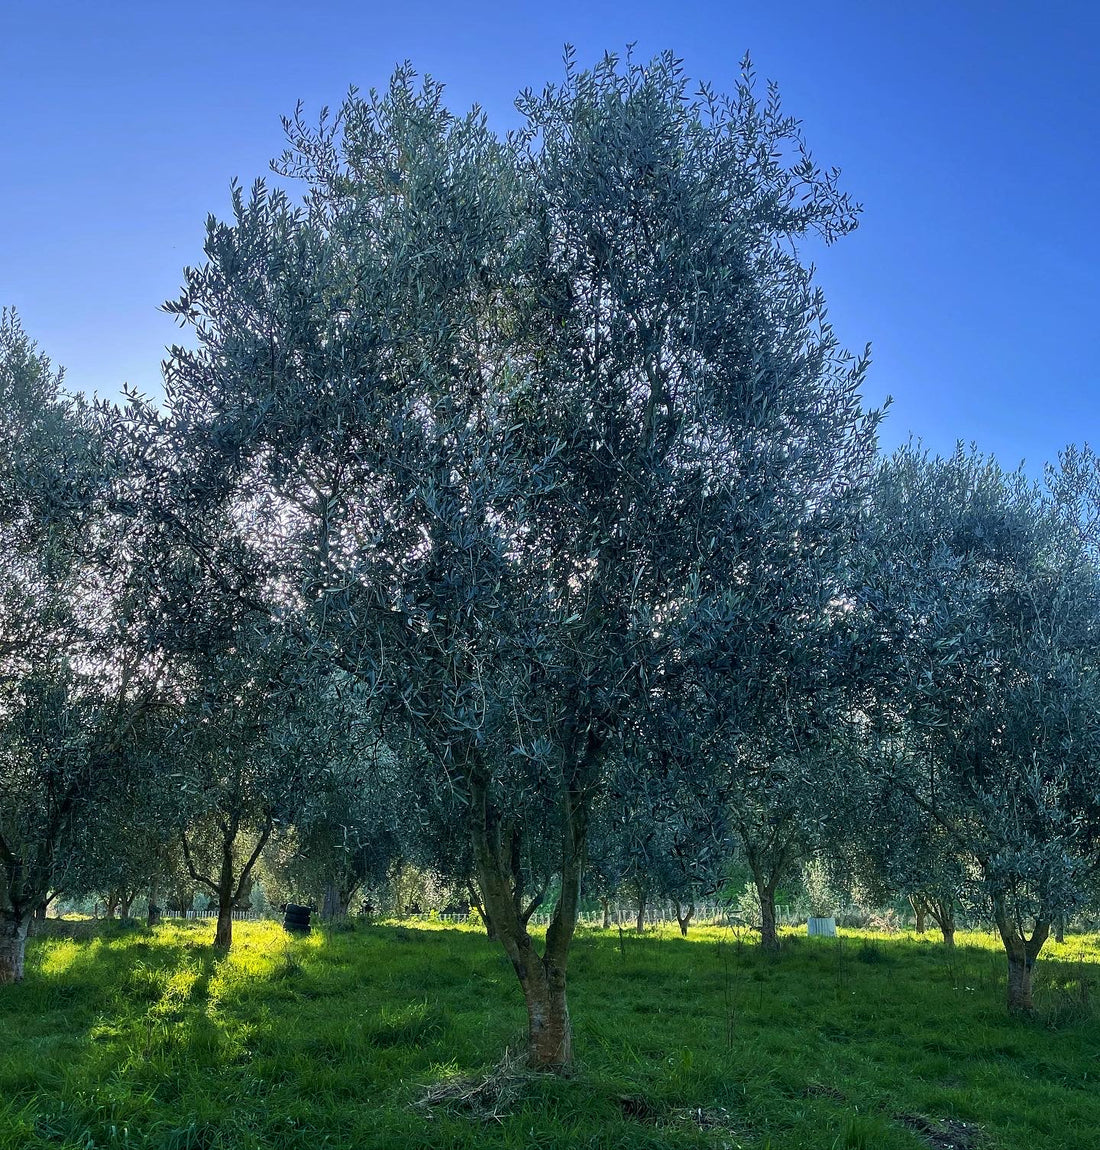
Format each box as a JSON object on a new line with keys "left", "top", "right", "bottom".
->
{"left": 119, "top": 893, "right": 135, "bottom": 918}
{"left": 468, "top": 759, "right": 588, "bottom": 1071}
{"left": 941, "top": 923, "right": 955, "bottom": 948}
{"left": 486, "top": 914, "right": 575, "bottom": 1070}
{"left": 106, "top": 891, "right": 119, "bottom": 919}
{"left": 214, "top": 901, "right": 233, "bottom": 949}
{"left": 147, "top": 883, "right": 162, "bottom": 928}
{"left": 321, "top": 882, "right": 341, "bottom": 921}
{"left": 0, "top": 909, "right": 30, "bottom": 984}
{"left": 755, "top": 875, "right": 779, "bottom": 954}
{"left": 1055, "top": 918, "right": 1065, "bottom": 944}
{"left": 321, "top": 874, "right": 359, "bottom": 921}
{"left": 993, "top": 900, "right": 1049, "bottom": 1014}
{"left": 600, "top": 896, "right": 611, "bottom": 930}
{"left": 1006, "top": 953, "right": 1034, "bottom": 1012}
{"left": 524, "top": 973, "right": 572, "bottom": 1068}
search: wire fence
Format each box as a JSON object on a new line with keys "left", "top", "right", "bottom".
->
{"left": 160, "top": 903, "right": 1100, "bottom": 934}
{"left": 179, "top": 908, "right": 263, "bottom": 922}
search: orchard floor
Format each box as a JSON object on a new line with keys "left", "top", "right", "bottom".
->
{"left": 1, "top": 920, "right": 1098, "bottom": 1150}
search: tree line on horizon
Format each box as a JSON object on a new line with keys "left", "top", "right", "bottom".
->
{"left": 2, "top": 50, "right": 1099, "bottom": 1071}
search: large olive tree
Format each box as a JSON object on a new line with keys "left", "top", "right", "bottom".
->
{"left": 160, "top": 52, "right": 878, "bottom": 1067}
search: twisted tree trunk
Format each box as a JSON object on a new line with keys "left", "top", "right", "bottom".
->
{"left": 928, "top": 898, "right": 955, "bottom": 948}
{"left": 469, "top": 761, "right": 588, "bottom": 1071}
{"left": 993, "top": 897, "right": 1049, "bottom": 1014}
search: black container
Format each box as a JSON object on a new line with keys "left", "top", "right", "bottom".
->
{"left": 283, "top": 903, "right": 312, "bottom": 934}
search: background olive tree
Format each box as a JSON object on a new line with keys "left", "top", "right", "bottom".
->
{"left": 855, "top": 445, "right": 1100, "bottom": 1010}
{"left": 0, "top": 313, "right": 166, "bottom": 980}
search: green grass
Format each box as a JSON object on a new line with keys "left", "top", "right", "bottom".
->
{"left": 2, "top": 919, "right": 1098, "bottom": 1149}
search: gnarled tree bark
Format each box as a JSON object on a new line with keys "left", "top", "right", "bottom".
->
{"left": 993, "top": 895, "right": 1049, "bottom": 1014}
{"left": 469, "top": 756, "right": 588, "bottom": 1071}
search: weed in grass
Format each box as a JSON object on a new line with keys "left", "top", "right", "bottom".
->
{"left": 715, "top": 934, "right": 739, "bottom": 1050}
{"left": 271, "top": 944, "right": 303, "bottom": 982}
{"left": 834, "top": 1113, "right": 896, "bottom": 1149}
{"left": 834, "top": 934, "right": 851, "bottom": 1000}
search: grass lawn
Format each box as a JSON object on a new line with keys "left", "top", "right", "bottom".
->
{"left": 1, "top": 918, "right": 1097, "bottom": 1149}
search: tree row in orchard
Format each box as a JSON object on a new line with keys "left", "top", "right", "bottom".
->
{"left": 2, "top": 51, "right": 1098, "bottom": 1069}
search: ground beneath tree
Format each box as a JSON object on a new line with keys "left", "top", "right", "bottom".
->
{"left": 1, "top": 920, "right": 1097, "bottom": 1149}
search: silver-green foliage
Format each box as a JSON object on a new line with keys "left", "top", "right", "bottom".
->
{"left": 159, "top": 50, "right": 879, "bottom": 1062}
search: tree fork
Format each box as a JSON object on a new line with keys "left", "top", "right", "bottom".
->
{"left": 994, "top": 900, "right": 1049, "bottom": 1014}
{"left": 469, "top": 771, "right": 586, "bottom": 1070}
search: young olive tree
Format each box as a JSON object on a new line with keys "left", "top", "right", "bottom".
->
{"left": 161, "top": 52, "right": 877, "bottom": 1067}
{"left": 166, "top": 632, "right": 328, "bottom": 949}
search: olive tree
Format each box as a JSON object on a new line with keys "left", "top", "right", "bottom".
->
{"left": 0, "top": 313, "right": 165, "bottom": 980}
{"left": 165, "top": 630, "right": 332, "bottom": 949}
{"left": 160, "top": 52, "right": 878, "bottom": 1067}
{"left": 271, "top": 700, "right": 406, "bottom": 920}
{"left": 857, "top": 446, "right": 1100, "bottom": 1011}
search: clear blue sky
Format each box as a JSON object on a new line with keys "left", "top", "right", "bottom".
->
{"left": 2, "top": 1, "right": 1097, "bottom": 470}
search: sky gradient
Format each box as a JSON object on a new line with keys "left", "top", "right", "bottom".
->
{"left": 2, "top": 1, "right": 1097, "bottom": 471}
